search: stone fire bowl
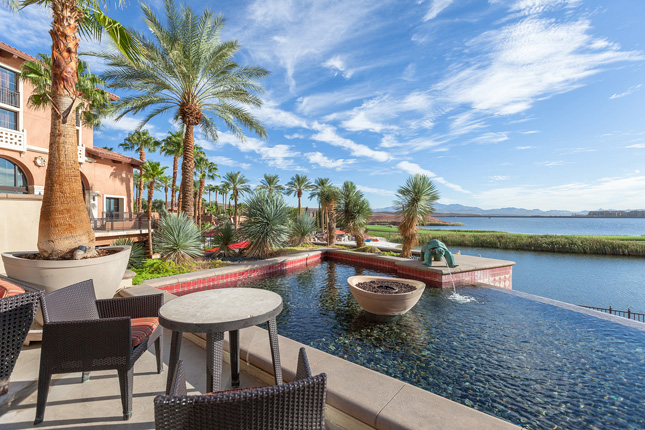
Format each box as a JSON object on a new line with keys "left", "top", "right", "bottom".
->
{"left": 347, "top": 275, "right": 426, "bottom": 316}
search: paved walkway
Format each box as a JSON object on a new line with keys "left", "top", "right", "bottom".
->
{"left": 0, "top": 329, "right": 264, "bottom": 429}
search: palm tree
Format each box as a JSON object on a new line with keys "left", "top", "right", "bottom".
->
{"left": 4, "top": 0, "right": 140, "bottom": 259}
{"left": 257, "top": 173, "right": 284, "bottom": 195}
{"left": 222, "top": 171, "right": 251, "bottom": 229}
{"left": 160, "top": 129, "right": 183, "bottom": 211}
{"left": 96, "top": 0, "right": 268, "bottom": 220}
{"left": 220, "top": 183, "right": 230, "bottom": 212}
{"left": 395, "top": 174, "right": 440, "bottom": 257}
{"left": 158, "top": 174, "right": 172, "bottom": 209}
{"left": 194, "top": 152, "right": 218, "bottom": 224}
{"left": 318, "top": 184, "right": 340, "bottom": 246}
{"left": 142, "top": 161, "right": 167, "bottom": 257}
{"left": 310, "top": 177, "right": 331, "bottom": 231}
{"left": 20, "top": 54, "right": 111, "bottom": 128}
{"left": 285, "top": 174, "right": 314, "bottom": 216}
{"left": 119, "top": 130, "right": 160, "bottom": 212}
{"left": 338, "top": 181, "right": 372, "bottom": 248}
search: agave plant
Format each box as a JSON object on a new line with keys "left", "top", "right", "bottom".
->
{"left": 212, "top": 222, "right": 238, "bottom": 257}
{"left": 289, "top": 214, "right": 316, "bottom": 246}
{"left": 112, "top": 237, "right": 145, "bottom": 270}
{"left": 239, "top": 191, "right": 290, "bottom": 258}
{"left": 154, "top": 212, "right": 203, "bottom": 263}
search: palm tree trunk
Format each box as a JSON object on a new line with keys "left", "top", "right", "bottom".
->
{"left": 170, "top": 155, "right": 178, "bottom": 211}
{"left": 146, "top": 180, "right": 155, "bottom": 258}
{"left": 297, "top": 190, "right": 302, "bottom": 215}
{"left": 355, "top": 231, "right": 365, "bottom": 248}
{"left": 326, "top": 208, "right": 336, "bottom": 246}
{"left": 177, "top": 179, "right": 183, "bottom": 213}
{"left": 37, "top": 0, "right": 95, "bottom": 259}
{"left": 164, "top": 187, "right": 168, "bottom": 209}
{"left": 137, "top": 147, "right": 145, "bottom": 212}
{"left": 399, "top": 216, "right": 417, "bottom": 258}
{"left": 214, "top": 191, "right": 218, "bottom": 213}
{"left": 234, "top": 195, "right": 239, "bottom": 229}
{"left": 180, "top": 124, "right": 195, "bottom": 219}
{"left": 198, "top": 178, "right": 205, "bottom": 225}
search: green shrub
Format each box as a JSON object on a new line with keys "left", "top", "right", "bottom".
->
{"left": 289, "top": 214, "right": 316, "bottom": 246}
{"left": 239, "top": 191, "right": 290, "bottom": 258}
{"left": 113, "top": 238, "right": 145, "bottom": 270}
{"left": 132, "top": 259, "right": 189, "bottom": 285}
{"left": 353, "top": 246, "right": 382, "bottom": 254}
{"left": 154, "top": 212, "right": 203, "bottom": 263}
{"left": 212, "top": 222, "right": 238, "bottom": 257}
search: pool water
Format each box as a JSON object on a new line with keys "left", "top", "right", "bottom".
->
{"left": 210, "top": 260, "right": 645, "bottom": 429}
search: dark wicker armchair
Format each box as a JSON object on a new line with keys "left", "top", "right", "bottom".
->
{"left": 0, "top": 289, "right": 42, "bottom": 396}
{"left": 35, "top": 280, "right": 163, "bottom": 424}
{"left": 154, "top": 347, "right": 327, "bottom": 430}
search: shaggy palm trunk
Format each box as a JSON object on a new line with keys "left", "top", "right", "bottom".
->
{"left": 355, "top": 231, "right": 365, "bottom": 248}
{"left": 297, "top": 190, "right": 302, "bottom": 215}
{"left": 137, "top": 147, "right": 145, "bottom": 211}
{"left": 214, "top": 191, "right": 218, "bottom": 213}
{"left": 164, "top": 187, "right": 168, "bottom": 209}
{"left": 37, "top": 0, "right": 96, "bottom": 259}
{"left": 180, "top": 124, "right": 195, "bottom": 218}
{"left": 146, "top": 180, "right": 155, "bottom": 258}
{"left": 233, "top": 196, "right": 239, "bottom": 229}
{"left": 177, "top": 180, "right": 183, "bottom": 213}
{"left": 399, "top": 216, "right": 417, "bottom": 258}
{"left": 326, "top": 207, "right": 336, "bottom": 246}
{"left": 170, "top": 155, "right": 178, "bottom": 211}
{"left": 196, "top": 178, "right": 205, "bottom": 225}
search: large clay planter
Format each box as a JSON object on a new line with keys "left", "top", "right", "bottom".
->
{"left": 1, "top": 246, "right": 131, "bottom": 299}
{"left": 347, "top": 275, "right": 426, "bottom": 316}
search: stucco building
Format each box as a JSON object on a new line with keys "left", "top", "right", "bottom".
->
{"left": 0, "top": 41, "right": 144, "bottom": 271}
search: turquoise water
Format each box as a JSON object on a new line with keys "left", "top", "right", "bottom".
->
{"left": 422, "top": 216, "right": 645, "bottom": 236}
{"left": 211, "top": 260, "right": 645, "bottom": 430}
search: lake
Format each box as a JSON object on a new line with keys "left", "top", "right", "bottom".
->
{"left": 423, "top": 216, "right": 645, "bottom": 236}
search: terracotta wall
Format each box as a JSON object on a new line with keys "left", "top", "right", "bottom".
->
{"left": 0, "top": 194, "right": 41, "bottom": 274}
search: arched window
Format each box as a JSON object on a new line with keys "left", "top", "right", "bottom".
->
{"left": 0, "top": 158, "right": 28, "bottom": 194}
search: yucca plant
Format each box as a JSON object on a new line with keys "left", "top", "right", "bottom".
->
{"left": 212, "top": 222, "right": 238, "bottom": 257}
{"left": 112, "top": 237, "right": 145, "bottom": 270}
{"left": 154, "top": 212, "right": 203, "bottom": 263}
{"left": 239, "top": 191, "right": 290, "bottom": 258}
{"left": 289, "top": 214, "right": 316, "bottom": 246}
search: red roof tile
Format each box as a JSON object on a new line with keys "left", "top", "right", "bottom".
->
{"left": 85, "top": 146, "right": 143, "bottom": 167}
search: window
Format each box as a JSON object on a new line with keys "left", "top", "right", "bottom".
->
{"left": 105, "top": 197, "right": 121, "bottom": 219}
{"left": 0, "top": 108, "right": 17, "bottom": 130}
{"left": 0, "top": 158, "right": 28, "bottom": 194}
{"left": 0, "top": 67, "right": 19, "bottom": 108}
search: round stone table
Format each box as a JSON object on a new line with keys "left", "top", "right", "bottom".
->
{"left": 159, "top": 288, "right": 283, "bottom": 394}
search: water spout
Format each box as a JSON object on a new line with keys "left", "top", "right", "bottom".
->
{"left": 443, "top": 256, "right": 476, "bottom": 303}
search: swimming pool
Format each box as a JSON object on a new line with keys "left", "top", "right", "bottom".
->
{"left": 207, "top": 260, "right": 645, "bottom": 429}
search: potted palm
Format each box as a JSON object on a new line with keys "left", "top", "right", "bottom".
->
{"left": 1, "top": 0, "right": 139, "bottom": 299}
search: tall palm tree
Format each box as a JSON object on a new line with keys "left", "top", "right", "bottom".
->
{"left": 4, "top": 0, "right": 140, "bottom": 260}
{"left": 142, "top": 161, "right": 167, "bottom": 257}
{"left": 257, "top": 173, "right": 284, "bottom": 195}
{"left": 20, "top": 54, "right": 110, "bottom": 128}
{"left": 222, "top": 171, "right": 251, "bottom": 229}
{"left": 119, "top": 130, "right": 160, "bottom": 212}
{"left": 220, "top": 183, "right": 230, "bottom": 212}
{"left": 338, "top": 181, "right": 372, "bottom": 248}
{"left": 158, "top": 174, "right": 172, "bottom": 209}
{"left": 318, "top": 184, "right": 340, "bottom": 246}
{"left": 160, "top": 129, "right": 183, "bottom": 211}
{"left": 194, "top": 152, "right": 218, "bottom": 224}
{"left": 310, "top": 177, "right": 331, "bottom": 231}
{"left": 96, "top": 0, "right": 268, "bottom": 219}
{"left": 286, "top": 174, "right": 314, "bottom": 216}
{"left": 395, "top": 174, "right": 440, "bottom": 257}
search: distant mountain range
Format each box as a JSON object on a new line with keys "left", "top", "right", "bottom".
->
{"left": 374, "top": 203, "right": 581, "bottom": 217}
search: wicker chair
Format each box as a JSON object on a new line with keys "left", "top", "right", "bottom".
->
{"left": 34, "top": 280, "right": 163, "bottom": 424}
{"left": 0, "top": 289, "right": 42, "bottom": 396}
{"left": 154, "top": 347, "right": 327, "bottom": 430}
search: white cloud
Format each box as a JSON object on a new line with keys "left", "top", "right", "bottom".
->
{"left": 435, "top": 17, "right": 641, "bottom": 116}
{"left": 626, "top": 143, "right": 645, "bottom": 149}
{"left": 472, "top": 174, "right": 645, "bottom": 211}
{"left": 356, "top": 185, "right": 396, "bottom": 196}
{"left": 101, "top": 115, "right": 155, "bottom": 135}
{"left": 248, "top": 101, "right": 309, "bottom": 129}
{"left": 305, "top": 152, "right": 356, "bottom": 170}
{"left": 396, "top": 161, "right": 471, "bottom": 193}
{"left": 490, "top": 175, "right": 510, "bottom": 181}
{"left": 296, "top": 84, "right": 377, "bottom": 115}
{"left": 535, "top": 160, "right": 567, "bottom": 167}
{"left": 471, "top": 132, "right": 509, "bottom": 144}
{"left": 424, "top": 0, "right": 455, "bottom": 21}
{"left": 516, "top": 145, "right": 536, "bottom": 150}
{"left": 215, "top": 132, "right": 301, "bottom": 170}
{"left": 0, "top": 6, "right": 51, "bottom": 51}
{"left": 210, "top": 156, "right": 251, "bottom": 170}
{"left": 311, "top": 123, "right": 391, "bottom": 162}
{"left": 322, "top": 55, "right": 361, "bottom": 79}
{"left": 610, "top": 84, "right": 642, "bottom": 100}
{"left": 501, "top": 0, "right": 582, "bottom": 15}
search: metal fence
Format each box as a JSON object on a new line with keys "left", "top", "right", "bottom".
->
{"left": 0, "top": 87, "right": 20, "bottom": 108}
{"left": 92, "top": 216, "right": 157, "bottom": 232}
{"left": 578, "top": 305, "right": 645, "bottom": 323}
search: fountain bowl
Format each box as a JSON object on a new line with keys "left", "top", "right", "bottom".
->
{"left": 347, "top": 275, "right": 426, "bottom": 315}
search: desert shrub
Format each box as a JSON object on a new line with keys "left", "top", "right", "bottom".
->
{"left": 289, "top": 214, "right": 316, "bottom": 246}
{"left": 154, "top": 212, "right": 203, "bottom": 263}
{"left": 239, "top": 191, "right": 290, "bottom": 258}
{"left": 212, "top": 222, "right": 238, "bottom": 257}
{"left": 132, "top": 259, "right": 188, "bottom": 285}
{"left": 353, "top": 246, "right": 382, "bottom": 254}
{"left": 113, "top": 237, "right": 145, "bottom": 270}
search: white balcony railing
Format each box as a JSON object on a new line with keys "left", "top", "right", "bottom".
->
{"left": 0, "top": 127, "right": 26, "bottom": 154}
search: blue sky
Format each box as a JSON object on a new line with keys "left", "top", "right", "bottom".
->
{"left": 2, "top": 0, "right": 645, "bottom": 211}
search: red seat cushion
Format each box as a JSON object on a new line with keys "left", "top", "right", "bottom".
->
{"left": 131, "top": 317, "right": 159, "bottom": 347}
{"left": 0, "top": 280, "right": 25, "bottom": 298}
